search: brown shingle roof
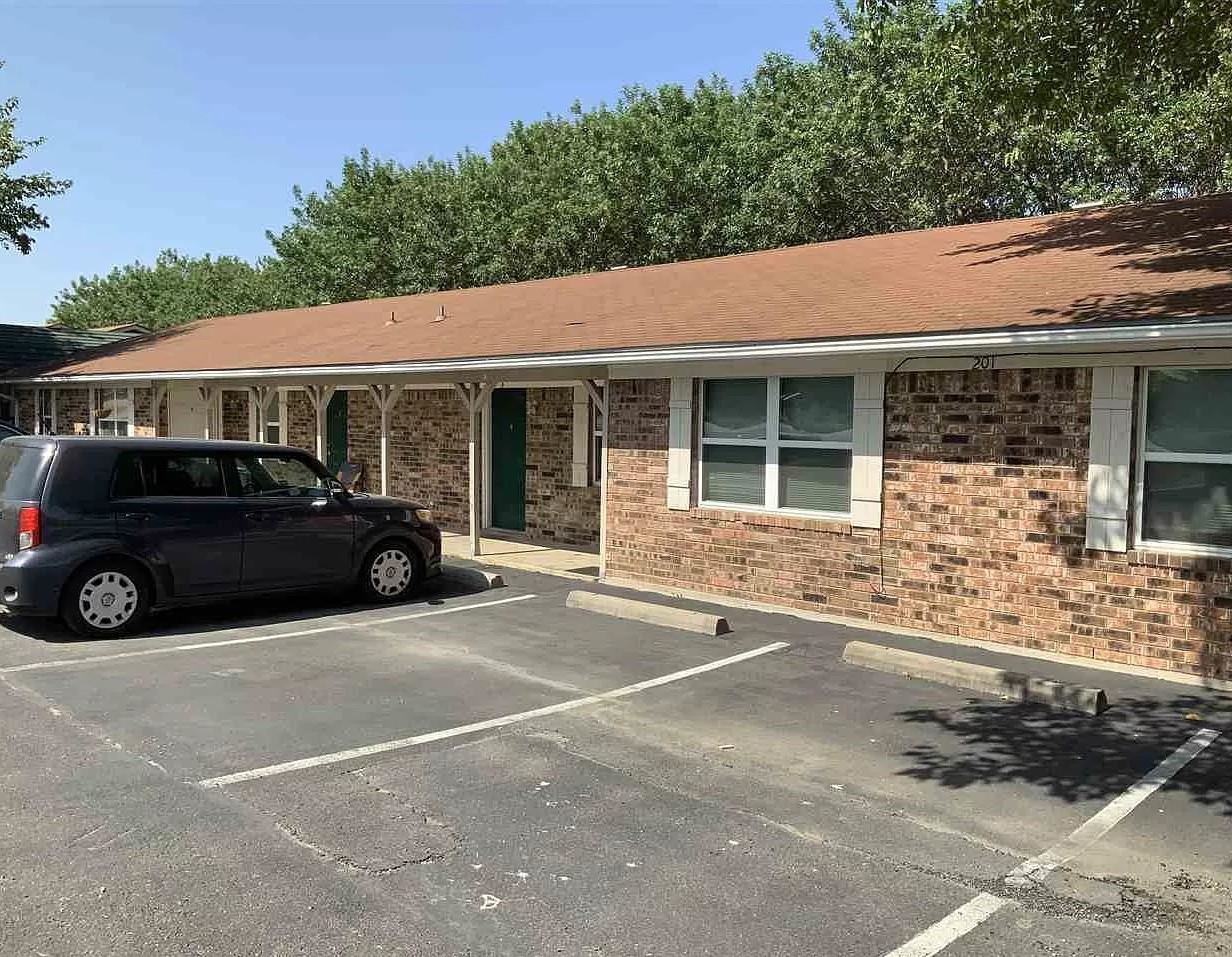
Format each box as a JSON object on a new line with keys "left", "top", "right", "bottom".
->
{"left": 28, "top": 193, "right": 1232, "bottom": 379}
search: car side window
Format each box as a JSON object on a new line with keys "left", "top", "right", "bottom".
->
{"left": 234, "top": 453, "right": 327, "bottom": 497}
{"left": 112, "top": 452, "right": 145, "bottom": 498}
{"left": 138, "top": 454, "right": 226, "bottom": 497}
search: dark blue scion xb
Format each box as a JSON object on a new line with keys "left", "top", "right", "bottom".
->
{"left": 0, "top": 436, "right": 441, "bottom": 637}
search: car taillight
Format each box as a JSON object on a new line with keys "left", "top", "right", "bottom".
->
{"left": 17, "top": 506, "right": 40, "bottom": 550}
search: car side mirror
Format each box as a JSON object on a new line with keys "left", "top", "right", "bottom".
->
{"left": 325, "top": 477, "right": 347, "bottom": 496}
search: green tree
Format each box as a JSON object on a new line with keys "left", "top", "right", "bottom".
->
{"left": 266, "top": 149, "right": 473, "bottom": 305}
{"left": 52, "top": 250, "right": 290, "bottom": 331}
{"left": 960, "top": 0, "right": 1232, "bottom": 197}
{"left": 65, "top": 0, "right": 1232, "bottom": 322}
{"left": 267, "top": 1, "right": 1124, "bottom": 305}
{"left": 1, "top": 62, "right": 71, "bottom": 254}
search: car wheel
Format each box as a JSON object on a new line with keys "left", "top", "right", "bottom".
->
{"left": 62, "top": 560, "right": 151, "bottom": 638}
{"left": 360, "top": 541, "right": 423, "bottom": 603}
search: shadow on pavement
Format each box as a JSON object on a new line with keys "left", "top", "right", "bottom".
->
{"left": 4, "top": 564, "right": 497, "bottom": 645}
{"left": 896, "top": 694, "right": 1232, "bottom": 817}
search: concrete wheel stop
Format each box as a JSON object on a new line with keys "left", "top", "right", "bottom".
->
{"left": 841, "top": 640, "right": 1109, "bottom": 715}
{"left": 566, "top": 590, "right": 731, "bottom": 636}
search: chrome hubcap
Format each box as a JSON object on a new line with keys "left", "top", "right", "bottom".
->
{"left": 79, "top": 571, "right": 138, "bottom": 629}
{"left": 370, "top": 549, "right": 412, "bottom": 597}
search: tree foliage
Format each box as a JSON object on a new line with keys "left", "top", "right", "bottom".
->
{"left": 961, "top": 0, "right": 1232, "bottom": 197}
{"left": 51, "top": 250, "right": 291, "bottom": 331}
{"left": 61, "top": 0, "right": 1232, "bottom": 326}
{"left": 1, "top": 62, "right": 71, "bottom": 255}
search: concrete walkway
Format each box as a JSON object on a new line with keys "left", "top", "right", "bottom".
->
{"left": 440, "top": 531, "right": 600, "bottom": 579}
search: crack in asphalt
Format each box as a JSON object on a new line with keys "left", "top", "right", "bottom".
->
{"left": 271, "top": 819, "right": 452, "bottom": 876}
{"left": 528, "top": 728, "right": 1216, "bottom": 938}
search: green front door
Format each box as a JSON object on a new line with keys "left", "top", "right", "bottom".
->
{"left": 325, "top": 390, "right": 348, "bottom": 475}
{"left": 490, "top": 388, "right": 526, "bottom": 531}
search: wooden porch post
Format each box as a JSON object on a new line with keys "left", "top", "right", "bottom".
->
{"left": 305, "top": 385, "right": 336, "bottom": 461}
{"left": 454, "top": 382, "right": 491, "bottom": 559}
{"left": 367, "top": 384, "right": 405, "bottom": 495}
{"left": 584, "top": 380, "right": 608, "bottom": 577}
{"left": 198, "top": 385, "right": 220, "bottom": 440}
{"left": 250, "top": 386, "right": 279, "bottom": 443}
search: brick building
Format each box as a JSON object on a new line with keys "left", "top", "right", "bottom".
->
{"left": 5, "top": 195, "right": 1232, "bottom": 679}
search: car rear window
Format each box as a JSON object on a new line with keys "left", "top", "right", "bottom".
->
{"left": 0, "top": 442, "right": 52, "bottom": 502}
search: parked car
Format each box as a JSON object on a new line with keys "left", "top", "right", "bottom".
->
{"left": 0, "top": 436, "right": 441, "bottom": 637}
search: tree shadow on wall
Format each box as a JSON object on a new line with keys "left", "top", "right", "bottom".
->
{"left": 946, "top": 196, "right": 1232, "bottom": 325}
{"left": 896, "top": 694, "right": 1232, "bottom": 819}
{"left": 1034, "top": 501, "right": 1232, "bottom": 684}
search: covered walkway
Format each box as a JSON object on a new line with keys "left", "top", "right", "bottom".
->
{"left": 440, "top": 532, "right": 600, "bottom": 580}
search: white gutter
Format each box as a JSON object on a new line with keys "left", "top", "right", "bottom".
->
{"left": 8, "top": 317, "right": 1232, "bottom": 384}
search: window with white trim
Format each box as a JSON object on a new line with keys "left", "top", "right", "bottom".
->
{"left": 700, "top": 376, "right": 853, "bottom": 515}
{"left": 1137, "top": 368, "right": 1232, "bottom": 552}
{"left": 95, "top": 387, "right": 133, "bottom": 437}
{"left": 36, "top": 390, "right": 55, "bottom": 435}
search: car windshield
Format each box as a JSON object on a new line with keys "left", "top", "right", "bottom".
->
{"left": 235, "top": 453, "right": 328, "bottom": 497}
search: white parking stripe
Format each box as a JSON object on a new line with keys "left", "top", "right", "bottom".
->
{"left": 881, "top": 893, "right": 1007, "bottom": 957}
{"left": 0, "top": 594, "right": 537, "bottom": 674}
{"left": 880, "top": 727, "right": 1221, "bottom": 957}
{"left": 198, "top": 640, "right": 791, "bottom": 788}
{"left": 1004, "top": 727, "right": 1220, "bottom": 887}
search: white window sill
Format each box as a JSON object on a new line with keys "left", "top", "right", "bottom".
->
{"left": 1132, "top": 539, "right": 1232, "bottom": 560}
{"left": 698, "top": 500, "right": 852, "bottom": 523}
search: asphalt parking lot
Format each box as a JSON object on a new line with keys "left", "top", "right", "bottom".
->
{"left": 0, "top": 565, "right": 1229, "bottom": 957}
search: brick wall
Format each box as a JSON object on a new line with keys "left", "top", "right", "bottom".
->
{"left": 10, "top": 386, "right": 157, "bottom": 436}
{"left": 346, "top": 390, "right": 380, "bottom": 493}
{"left": 221, "top": 390, "right": 249, "bottom": 440}
{"left": 286, "top": 391, "right": 316, "bottom": 453}
{"left": 525, "top": 387, "right": 600, "bottom": 548}
{"left": 133, "top": 387, "right": 156, "bottom": 437}
{"left": 11, "top": 388, "right": 35, "bottom": 431}
{"left": 385, "top": 389, "right": 470, "bottom": 530}
{"left": 605, "top": 372, "right": 1232, "bottom": 679}
{"left": 58, "top": 388, "right": 91, "bottom": 435}
{"left": 308, "top": 386, "right": 599, "bottom": 542}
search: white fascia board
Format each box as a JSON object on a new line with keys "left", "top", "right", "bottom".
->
{"left": 9, "top": 317, "right": 1232, "bottom": 386}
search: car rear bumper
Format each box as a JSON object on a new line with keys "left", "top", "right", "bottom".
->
{"left": 0, "top": 556, "right": 65, "bottom": 617}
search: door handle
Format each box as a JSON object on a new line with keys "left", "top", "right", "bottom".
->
{"left": 121, "top": 512, "right": 151, "bottom": 522}
{"left": 244, "top": 512, "right": 265, "bottom": 522}
{"left": 309, "top": 498, "right": 330, "bottom": 508}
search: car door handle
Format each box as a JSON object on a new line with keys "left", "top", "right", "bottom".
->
{"left": 121, "top": 512, "right": 151, "bottom": 522}
{"left": 309, "top": 498, "right": 330, "bottom": 508}
{"left": 244, "top": 512, "right": 265, "bottom": 522}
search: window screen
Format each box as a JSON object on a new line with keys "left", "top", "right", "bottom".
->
{"left": 700, "top": 376, "right": 854, "bottom": 515}
{"left": 1140, "top": 369, "right": 1232, "bottom": 551}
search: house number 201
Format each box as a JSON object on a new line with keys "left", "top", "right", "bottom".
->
{"left": 971, "top": 355, "right": 995, "bottom": 370}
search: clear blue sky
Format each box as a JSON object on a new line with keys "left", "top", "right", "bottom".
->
{"left": 0, "top": 1, "right": 832, "bottom": 326}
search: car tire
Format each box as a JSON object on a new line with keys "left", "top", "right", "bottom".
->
{"left": 359, "top": 540, "right": 423, "bottom": 603}
{"left": 61, "top": 559, "right": 151, "bottom": 639}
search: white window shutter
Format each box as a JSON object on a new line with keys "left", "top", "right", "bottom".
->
{"left": 850, "top": 372, "right": 885, "bottom": 528}
{"left": 1085, "top": 366, "right": 1135, "bottom": 551}
{"left": 571, "top": 385, "right": 590, "bottom": 487}
{"left": 667, "top": 377, "right": 693, "bottom": 510}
